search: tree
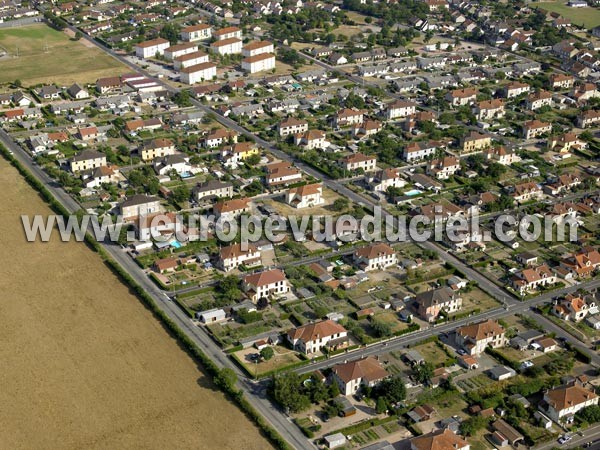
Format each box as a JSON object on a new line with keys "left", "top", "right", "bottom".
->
{"left": 577, "top": 405, "right": 600, "bottom": 424}
{"left": 159, "top": 23, "right": 181, "bottom": 45}
{"left": 173, "top": 90, "right": 192, "bottom": 107}
{"left": 172, "top": 184, "right": 190, "bottom": 203}
{"left": 272, "top": 372, "right": 311, "bottom": 413}
{"left": 214, "top": 368, "right": 237, "bottom": 391}
{"left": 459, "top": 416, "right": 489, "bottom": 436}
{"left": 74, "top": 31, "right": 82, "bottom": 41}
{"left": 332, "top": 198, "right": 349, "bottom": 211}
{"left": 371, "top": 319, "right": 393, "bottom": 338}
{"left": 413, "top": 361, "right": 434, "bottom": 385}
{"left": 13, "top": 79, "right": 22, "bottom": 88}
{"left": 376, "top": 396, "right": 388, "bottom": 414}
{"left": 260, "top": 346, "right": 274, "bottom": 361}
{"left": 376, "top": 375, "right": 406, "bottom": 403}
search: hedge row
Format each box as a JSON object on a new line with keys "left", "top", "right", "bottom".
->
{"left": 0, "top": 146, "right": 292, "bottom": 450}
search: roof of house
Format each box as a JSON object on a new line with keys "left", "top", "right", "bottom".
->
{"left": 136, "top": 37, "right": 169, "bottom": 48}
{"left": 411, "top": 429, "right": 469, "bottom": 450}
{"left": 182, "top": 23, "right": 211, "bottom": 32}
{"left": 121, "top": 194, "right": 159, "bottom": 208}
{"left": 214, "top": 26, "right": 241, "bottom": 36}
{"left": 243, "top": 268, "right": 286, "bottom": 287}
{"left": 332, "top": 356, "right": 388, "bottom": 383}
{"left": 457, "top": 319, "right": 504, "bottom": 341}
{"left": 210, "top": 37, "right": 242, "bottom": 48}
{"left": 415, "top": 287, "right": 457, "bottom": 307}
{"left": 214, "top": 197, "right": 249, "bottom": 213}
{"left": 220, "top": 242, "right": 258, "bottom": 260}
{"left": 243, "top": 52, "right": 275, "bottom": 64}
{"left": 545, "top": 383, "right": 597, "bottom": 411}
{"left": 288, "top": 183, "right": 322, "bottom": 197}
{"left": 180, "top": 62, "right": 217, "bottom": 73}
{"left": 288, "top": 319, "right": 347, "bottom": 342}
{"left": 243, "top": 40, "right": 273, "bottom": 51}
{"left": 355, "top": 243, "right": 395, "bottom": 259}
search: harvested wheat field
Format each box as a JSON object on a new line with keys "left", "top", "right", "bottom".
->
{"left": 0, "top": 158, "right": 271, "bottom": 450}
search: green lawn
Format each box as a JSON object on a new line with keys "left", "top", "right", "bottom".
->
{"left": 535, "top": 1, "right": 600, "bottom": 28}
{"left": 0, "top": 24, "right": 127, "bottom": 85}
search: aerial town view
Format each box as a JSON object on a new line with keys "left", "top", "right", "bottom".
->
{"left": 2, "top": 0, "right": 600, "bottom": 448}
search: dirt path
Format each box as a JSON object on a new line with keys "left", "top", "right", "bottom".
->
{"left": 0, "top": 158, "right": 272, "bottom": 450}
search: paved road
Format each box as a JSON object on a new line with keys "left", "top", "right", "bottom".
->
{"left": 535, "top": 424, "right": 600, "bottom": 450}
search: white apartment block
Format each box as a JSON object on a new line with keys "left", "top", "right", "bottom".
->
{"left": 242, "top": 53, "right": 276, "bottom": 74}
{"left": 135, "top": 38, "right": 170, "bottom": 59}
{"left": 180, "top": 24, "right": 212, "bottom": 42}
{"left": 180, "top": 62, "right": 217, "bottom": 84}
{"left": 210, "top": 37, "right": 242, "bottom": 55}
{"left": 242, "top": 40, "right": 274, "bottom": 57}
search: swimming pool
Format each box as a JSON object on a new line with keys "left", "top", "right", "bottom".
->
{"left": 405, "top": 189, "right": 423, "bottom": 196}
{"left": 171, "top": 240, "right": 183, "bottom": 249}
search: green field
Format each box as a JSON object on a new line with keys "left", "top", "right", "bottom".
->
{"left": 0, "top": 24, "right": 127, "bottom": 85}
{"left": 536, "top": 1, "right": 600, "bottom": 28}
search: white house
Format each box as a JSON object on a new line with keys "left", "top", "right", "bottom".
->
{"left": 242, "top": 269, "right": 290, "bottom": 302}
{"left": 386, "top": 100, "right": 417, "bottom": 120}
{"left": 543, "top": 383, "right": 598, "bottom": 423}
{"left": 180, "top": 62, "right": 217, "bottom": 84}
{"left": 286, "top": 183, "right": 324, "bottom": 209}
{"left": 287, "top": 320, "right": 348, "bottom": 354}
{"left": 181, "top": 23, "right": 212, "bottom": 42}
{"left": 218, "top": 243, "right": 261, "bottom": 271}
{"left": 135, "top": 37, "right": 170, "bottom": 58}
{"left": 210, "top": 37, "right": 242, "bottom": 55}
{"left": 242, "top": 40, "right": 274, "bottom": 57}
{"left": 331, "top": 357, "right": 388, "bottom": 395}
{"left": 455, "top": 319, "right": 506, "bottom": 355}
{"left": 242, "top": 53, "right": 276, "bottom": 74}
{"left": 354, "top": 243, "right": 397, "bottom": 271}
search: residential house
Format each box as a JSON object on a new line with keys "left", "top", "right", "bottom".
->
{"left": 294, "top": 130, "right": 328, "bottom": 150}
{"left": 511, "top": 265, "right": 557, "bottom": 294}
{"left": 411, "top": 429, "right": 469, "bottom": 450}
{"left": 461, "top": 131, "right": 491, "bottom": 153}
{"left": 370, "top": 168, "right": 405, "bottom": 192}
{"left": 180, "top": 62, "right": 217, "bottom": 84}
{"left": 445, "top": 88, "right": 477, "bottom": 107}
{"left": 69, "top": 149, "right": 107, "bottom": 173}
{"left": 455, "top": 319, "right": 506, "bottom": 355}
{"left": 333, "top": 108, "right": 365, "bottom": 128}
{"left": 140, "top": 138, "right": 176, "bottom": 161}
{"left": 352, "top": 120, "right": 382, "bottom": 139}
{"left": 135, "top": 37, "right": 170, "bottom": 58}
{"left": 511, "top": 181, "right": 543, "bottom": 203}
{"left": 522, "top": 120, "right": 552, "bottom": 139}
{"left": 560, "top": 248, "right": 600, "bottom": 278}
{"left": 214, "top": 197, "right": 250, "bottom": 220}
{"left": 286, "top": 183, "right": 324, "bottom": 209}
{"left": 164, "top": 42, "right": 197, "bottom": 61}
{"left": 120, "top": 194, "right": 161, "bottom": 220}
{"left": 287, "top": 320, "right": 348, "bottom": 354}
{"left": 549, "top": 73, "right": 575, "bottom": 90}
{"left": 526, "top": 91, "right": 553, "bottom": 110}
{"left": 415, "top": 287, "right": 463, "bottom": 322}
{"left": 180, "top": 23, "right": 212, "bottom": 41}
{"left": 204, "top": 129, "right": 238, "bottom": 148}
{"left": 427, "top": 156, "right": 460, "bottom": 180}
{"left": 341, "top": 153, "right": 377, "bottom": 172}
{"left": 266, "top": 161, "right": 302, "bottom": 187}
{"left": 242, "top": 53, "right": 276, "bottom": 74}
{"left": 210, "top": 37, "right": 243, "bottom": 55}
{"left": 403, "top": 140, "right": 440, "bottom": 162}
{"left": 353, "top": 243, "right": 397, "bottom": 271}
{"left": 385, "top": 100, "right": 417, "bottom": 120}
{"left": 473, "top": 99, "right": 505, "bottom": 121}
{"left": 278, "top": 117, "right": 308, "bottom": 136}
{"left": 484, "top": 146, "right": 519, "bottom": 165}
{"left": 218, "top": 243, "right": 261, "bottom": 271}
{"left": 193, "top": 180, "right": 234, "bottom": 201}
{"left": 542, "top": 383, "right": 598, "bottom": 423}
{"left": 331, "top": 357, "right": 388, "bottom": 396}
{"left": 503, "top": 81, "right": 531, "bottom": 98}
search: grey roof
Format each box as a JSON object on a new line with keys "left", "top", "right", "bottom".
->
{"left": 488, "top": 365, "right": 516, "bottom": 379}
{"left": 193, "top": 180, "right": 233, "bottom": 193}
{"left": 120, "top": 194, "right": 160, "bottom": 208}
{"left": 71, "top": 149, "right": 105, "bottom": 162}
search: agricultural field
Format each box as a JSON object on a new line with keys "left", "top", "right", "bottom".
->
{"left": 0, "top": 159, "right": 270, "bottom": 449}
{"left": 535, "top": 1, "right": 600, "bottom": 28}
{"left": 0, "top": 24, "right": 127, "bottom": 85}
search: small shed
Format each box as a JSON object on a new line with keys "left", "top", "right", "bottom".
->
{"left": 324, "top": 432, "right": 346, "bottom": 449}
{"left": 334, "top": 396, "right": 356, "bottom": 417}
